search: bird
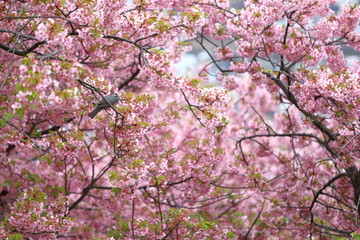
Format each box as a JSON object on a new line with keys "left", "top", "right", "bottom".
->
{"left": 88, "top": 93, "right": 120, "bottom": 119}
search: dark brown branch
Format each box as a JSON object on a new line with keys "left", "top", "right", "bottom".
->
{"left": 236, "top": 132, "right": 338, "bottom": 158}
{"left": 309, "top": 172, "right": 347, "bottom": 233}
{"left": 243, "top": 202, "right": 264, "bottom": 239}
{"left": 118, "top": 68, "right": 140, "bottom": 90}
{"left": 90, "top": 176, "right": 194, "bottom": 191}
{"left": 0, "top": 29, "right": 38, "bottom": 40}
{"left": 262, "top": 72, "right": 338, "bottom": 141}
{"left": 0, "top": 41, "right": 46, "bottom": 56}
{"left": 180, "top": 88, "right": 206, "bottom": 128}
{"left": 103, "top": 34, "right": 152, "bottom": 54}
{"left": 195, "top": 35, "right": 232, "bottom": 73}
{"left": 0, "top": 15, "right": 85, "bottom": 26}
{"left": 68, "top": 156, "right": 117, "bottom": 212}
{"left": 345, "top": 166, "right": 360, "bottom": 214}
{"left": 131, "top": 197, "right": 136, "bottom": 239}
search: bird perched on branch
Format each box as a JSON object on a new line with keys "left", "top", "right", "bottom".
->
{"left": 88, "top": 93, "right": 120, "bottom": 119}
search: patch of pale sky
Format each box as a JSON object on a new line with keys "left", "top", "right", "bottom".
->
{"left": 174, "top": 52, "right": 210, "bottom": 77}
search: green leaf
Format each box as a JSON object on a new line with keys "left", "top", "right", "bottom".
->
{"left": 185, "top": 222, "right": 193, "bottom": 227}
{"left": 21, "top": 170, "right": 45, "bottom": 184}
{"left": 213, "top": 148, "right": 224, "bottom": 156}
{"left": 216, "top": 125, "right": 223, "bottom": 133}
{"left": 351, "top": 232, "right": 360, "bottom": 239}
{"left": 109, "top": 171, "right": 120, "bottom": 181}
{"left": 111, "top": 187, "right": 121, "bottom": 196}
{"left": 132, "top": 158, "right": 144, "bottom": 167}
{"left": 30, "top": 104, "right": 39, "bottom": 111}
{"left": 92, "top": 29, "right": 101, "bottom": 38}
{"left": 199, "top": 217, "right": 216, "bottom": 229}
{"left": 200, "top": 220, "right": 215, "bottom": 229}
{"left": 15, "top": 108, "right": 24, "bottom": 119}
{"left": 32, "top": 91, "right": 39, "bottom": 100}
{"left": 153, "top": 175, "right": 166, "bottom": 185}
{"left": 190, "top": 78, "right": 200, "bottom": 87}
{"left": 40, "top": 156, "right": 52, "bottom": 164}
{"left": 57, "top": 141, "right": 64, "bottom": 149}
{"left": 118, "top": 220, "right": 130, "bottom": 232}
{"left": 15, "top": 83, "right": 25, "bottom": 93}
{"left": 147, "top": 16, "right": 158, "bottom": 23}
{"left": 0, "top": 119, "right": 7, "bottom": 127}
{"left": 8, "top": 233, "right": 24, "bottom": 240}
{"left": 139, "top": 220, "right": 148, "bottom": 228}
{"left": 107, "top": 229, "right": 124, "bottom": 239}
{"left": 217, "top": 25, "right": 226, "bottom": 36}
{"left": 3, "top": 112, "right": 12, "bottom": 122}
{"left": 136, "top": 121, "right": 150, "bottom": 127}
{"left": 28, "top": 173, "right": 41, "bottom": 183}
{"left": 93, "top": 18, "right": 100, "bottom": 26}
{"left": 226, "top": 231, "right": 236, "bottom": 238}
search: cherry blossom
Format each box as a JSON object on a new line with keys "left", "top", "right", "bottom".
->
{"left": 0, "top": 0, "right": 359, "bottom": 239}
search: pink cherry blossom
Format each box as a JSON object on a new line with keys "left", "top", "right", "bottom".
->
{"left": 0, "top": 0, "right": 359, "bottom": 239}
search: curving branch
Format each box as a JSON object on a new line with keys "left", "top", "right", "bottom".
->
{"left": 262, "top": 72, "right": 339, "bottom": 142}
{"left": 345, "top": 166, "right": 360, "bottom": 214}
{"left": 0, "top": 41, "right": 46, "bottom": 57}
{"left": 309, "top": 172, "right": 348, "bottom": 235}
{"left": 180, "top": 88, "right": 206, "bottom": 128}
{"left": 118, "top": 68, "right": 140, "bottom": 90}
